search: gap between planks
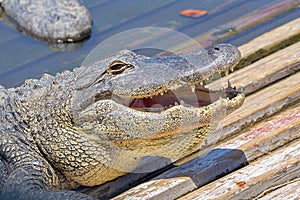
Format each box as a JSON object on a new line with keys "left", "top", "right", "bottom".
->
{"left": 256, "top": 177, "right": 300, "bottom": 200}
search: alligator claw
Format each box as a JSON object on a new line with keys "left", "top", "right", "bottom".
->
{"left": 227, "top": 80, "right": 232, "bottom": 89}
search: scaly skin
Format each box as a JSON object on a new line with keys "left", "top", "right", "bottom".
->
{"left": 0, "top": 0, "right": 92, "bottom": 42}
{"left": 0, "top": 44, "right": 245, "bottom": 199}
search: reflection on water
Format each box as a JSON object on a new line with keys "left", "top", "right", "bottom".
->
{"left": 46, "top": 40, "right": 87, "bottom": 52}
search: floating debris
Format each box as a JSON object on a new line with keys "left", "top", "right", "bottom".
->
{"left": 180, "top": 9, "right": 208, "bottom": 18}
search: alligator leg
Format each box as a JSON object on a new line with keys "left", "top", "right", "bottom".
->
{"left": 0, "top": 163, "right": 95, "bottom": 200}
{"left": 0, "top": 156, "right": 8, "bottom": 193}
{"left": 0, "top": 139, "right": 95, "bottom": 200}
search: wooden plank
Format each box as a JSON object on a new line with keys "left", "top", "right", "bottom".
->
{"left": 238, "top": 17, "right": 300, "bottom": 68}
{"left": 220, "top": 103, "right": 300, "bottom": 162}
{"left": 112, "top": 102, "right": 300, "bottom": 200}
{"left": 179, "top": 139, "right": 300, "bottom": 200}
{"left": 81, "top": 32, "right": 300, "bottom": 200}
{"left": 257, "top": 178, "right": 300, "bottom": 200}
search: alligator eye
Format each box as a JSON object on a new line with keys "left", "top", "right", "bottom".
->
{"left": 106, "top": 60, "right": 134, "bottom": 75}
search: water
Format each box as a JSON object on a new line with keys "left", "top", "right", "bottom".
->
{"left": 0, "top": 0, "right": 299, "bottom": 87}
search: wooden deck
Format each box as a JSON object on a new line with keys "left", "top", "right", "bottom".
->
{"left": 80, "top": 18, "right": 300, "bottom": 199}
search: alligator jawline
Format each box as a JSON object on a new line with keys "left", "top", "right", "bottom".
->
{"left": 116, "top": 83, "right": 238, "bottom": 112}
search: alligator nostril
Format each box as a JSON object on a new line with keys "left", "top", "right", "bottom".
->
{"left": 214, "top": 47, "right": 220, "bottom": 51}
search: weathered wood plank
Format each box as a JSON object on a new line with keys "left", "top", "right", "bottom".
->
{"left": 238, "top": 17, "right": 300, "bottom": 68}
{"left": 220, "top": 103, "right": 300, "bottom": 162}
{"left": 179, "top": 139, "right": 300, "bottom": 200}
{"left": 257, "top": 178, "right": 300, "bottom": 200}
{"left": 113, "top": 101, "right": 300, "bottom": 200}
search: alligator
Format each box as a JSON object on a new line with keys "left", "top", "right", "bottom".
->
{"left": 0, "top": 0, "right": 92, "bottom": 42}
{"left": 0, "top": 43, "right": 245, "bottom": 199}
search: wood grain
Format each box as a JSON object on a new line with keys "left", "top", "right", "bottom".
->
{"left": 179, "top": 139, "right": 300, "bottom": 200}
{"left": 257, "top": 178, "right": 300, "bottom": 200}
{"left": 238, "top": 17, "right": 300, "bottom": 68}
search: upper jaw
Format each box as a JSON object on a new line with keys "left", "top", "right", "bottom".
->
{"left": 109, "top": 44, "right": 241, "bottom": 99}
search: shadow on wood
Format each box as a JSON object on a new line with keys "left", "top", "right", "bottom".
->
{"left": 111, "top": 148, "right": 248, "bottom": 200}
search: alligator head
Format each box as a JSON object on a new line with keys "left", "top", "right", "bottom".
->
{"left": 32, "top": 44, "right": 245, "bottom": 186}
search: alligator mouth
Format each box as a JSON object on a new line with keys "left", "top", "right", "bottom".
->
{"left": 114, "top": 81, "right": 239, "bottom": 112}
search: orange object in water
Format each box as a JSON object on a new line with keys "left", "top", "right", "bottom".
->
{"left": 180, "top": 9, "right": 208, "bottom": 18}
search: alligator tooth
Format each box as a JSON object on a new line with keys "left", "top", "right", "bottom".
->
{"left": 211, "top": 88, "right": 222, "bottom": 92}
{"left": 174, "top": 102, "right": 179, "bottom": 106}
{"left": 180, "top": 100, "right": 185, "bottom": 106}
{"left": 191, "top": 85, "right": 195, "bottom": 93}
{"left": 200, "top": 81, "right": 204, "bottom": 85}
{"left": 225, "top": 71, "right": 229, "bottom": 76}
{"left": 160, "top": 92, "right": 164, "bottom": 95}
{"left": 230, "top": 66, "right": 234, "bottom": 72}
